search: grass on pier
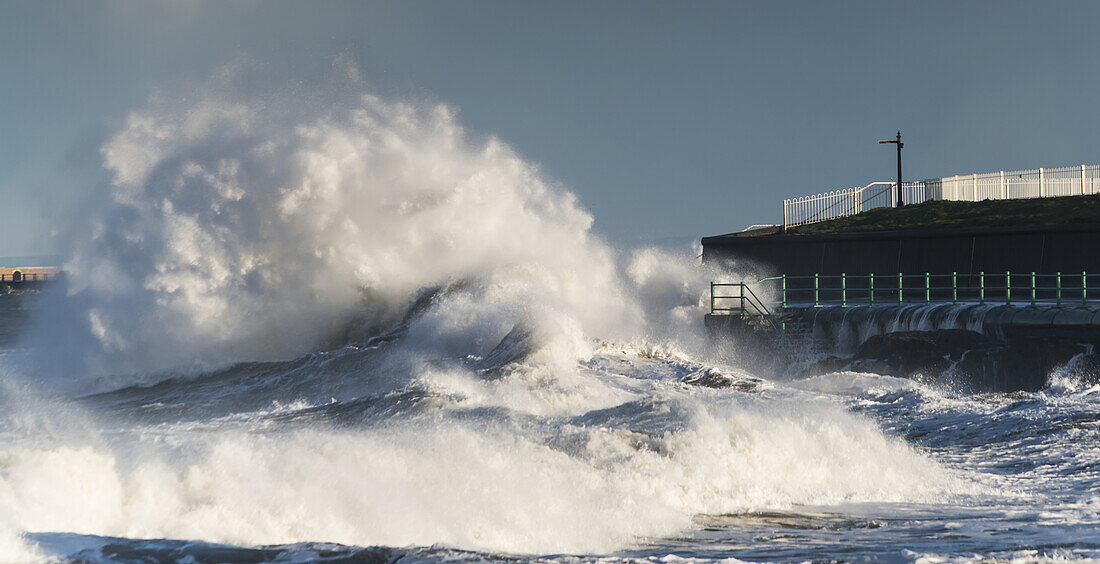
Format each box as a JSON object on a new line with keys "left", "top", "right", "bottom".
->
{"left": 753, "top": 194, "right": 1100, "bottom": 236}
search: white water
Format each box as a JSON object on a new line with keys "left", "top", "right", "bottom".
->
{"left": 27, "top": 63, "right": 698, "bottom": 384}
{"left": 0, "top": 393, "right": 971, "bottom": 556}
{"left": 0, "top": 65, "right": 1052, "bottom": 562}
{"left": 0, "top": 349, "right": 977, "bottom": 559}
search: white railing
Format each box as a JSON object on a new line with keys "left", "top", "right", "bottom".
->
{"left": 782, "top": 164, "right": 1100, "bottom": 229}
{"left": 741, "top": 223, "right": 779, "bottom": 232}
{"left": 783, "top": 181, "right": 896, "bottom": 229}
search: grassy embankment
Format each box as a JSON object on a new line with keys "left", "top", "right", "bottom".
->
{"left": 771, "top": 194, "right": 1100, "bottom": 235}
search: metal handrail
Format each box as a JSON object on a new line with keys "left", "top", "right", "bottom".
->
{"left": 807, "top": 182, "right": 893, "bottom": 223}
{"left": 783, "top": 181, "right": 895, "bottom": 229}
{"left": 711, "top": 271, "right": 1100, "bottom": 313}
{"left": 710, "top": 281, "right": 785, "bottom": 336}
{"left": 740, "top": 224, "right": 779, "bottom": 232}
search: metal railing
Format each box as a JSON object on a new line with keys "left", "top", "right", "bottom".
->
{"left": 781, "top": 164, "right": 1100, "bottom": 228}
{"left": 741, "top": 223, "right": 780, "bottom": 232}
{"left": 710, "top": 281, "right": 785, "bottom": 336}
{"left": 783, "top": 181, "right": 894, "bottom": 229}
{"left": 710, "top": 272, "right": 1100, "bottom": 314}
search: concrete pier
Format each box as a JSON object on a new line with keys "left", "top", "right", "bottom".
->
{"left": 0, "top": 266, "right": 60, "bottom": 287}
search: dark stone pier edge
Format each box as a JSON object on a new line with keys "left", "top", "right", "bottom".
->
{"left": 700, "top": 224, "right": 1100, "bottom": 391}
{"left": 701, "top": 223, "right": 1100, "bottom": 276}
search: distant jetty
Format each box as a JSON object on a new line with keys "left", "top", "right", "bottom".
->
{"left": 0, "top": 266, "right": 60, "bottom": 285}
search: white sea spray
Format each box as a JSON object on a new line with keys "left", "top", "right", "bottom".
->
{"left": 0, "top": 65, "right": 990, "bottom": 559}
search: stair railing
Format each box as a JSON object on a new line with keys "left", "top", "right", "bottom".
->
{"left": 710, "top": 281, "right": 785, "bottom": 337}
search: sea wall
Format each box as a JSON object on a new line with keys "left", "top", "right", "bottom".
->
{"left": 804, "top": 304, "right": 1100, "bottom": 391}
{"left": 701, "top": 223, "right": 1100, "bottom": 276}
{"left": 802, "top": 304, "right": 1100, "bottom": 354}
{"left": 705, "top": 304, "right": 1100, "bottom": 391}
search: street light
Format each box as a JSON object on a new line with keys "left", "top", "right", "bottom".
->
{"left": 878, "top": 131, "right": 904, "bottom": 207}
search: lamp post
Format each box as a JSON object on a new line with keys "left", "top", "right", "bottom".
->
{"left": 878, "top": 131, "right": 904, "bottom": 207}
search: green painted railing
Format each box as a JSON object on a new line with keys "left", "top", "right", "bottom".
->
{"left": 710, "top": 281, "right": 786, "bottom": 336}
{"left": 711, "top": 271, "right": 1100, "bottom": 314}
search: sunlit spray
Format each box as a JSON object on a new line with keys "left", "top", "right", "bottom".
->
{"left": 0, "top": 65, "right": 977, "bottom": 560}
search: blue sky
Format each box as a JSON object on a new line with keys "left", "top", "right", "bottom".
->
{"left": 4, "top": 1, "right": 1100, "bottom": 256}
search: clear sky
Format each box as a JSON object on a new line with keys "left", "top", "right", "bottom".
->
{"left": 4, "top": 1, "right": 1100, "bottom": 256}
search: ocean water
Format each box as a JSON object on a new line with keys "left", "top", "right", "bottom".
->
{"left": 1, "top": 69, "right": 1098, "bottom": 562}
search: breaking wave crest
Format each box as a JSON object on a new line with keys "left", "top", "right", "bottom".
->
{"left": 21, "top": 64, "right": 710, "bottom": 385}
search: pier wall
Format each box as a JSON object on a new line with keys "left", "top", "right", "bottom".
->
{"left": 707, "top": 304, "right": 1100, "bottom": 392}
{"left": 701, "top": 224, "right": 1100, "bottom": 276}
{"left": 797, "top": 304, "right": 1100, "bottom": 352}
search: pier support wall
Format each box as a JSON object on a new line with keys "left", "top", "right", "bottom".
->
{"left": 702, "top": 224, "right": 1100, "bottom": 276}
